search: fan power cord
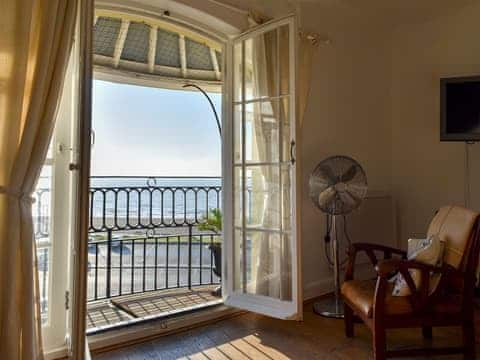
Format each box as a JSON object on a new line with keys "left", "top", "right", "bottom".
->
{"left": 324, "top": 213, "right": 332, "bottom": 243}
{"left": 324, "top": 214, "right": 351, "bottom": 269}
{"left": 343, "top": 214, "right": 352, "bottom": 247}
{"left": 324, "top": 214, "right": 333, "bottom": 266}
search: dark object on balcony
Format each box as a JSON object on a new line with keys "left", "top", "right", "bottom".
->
{"left": 209, "top": 242, "right": 221, "bottom": 296}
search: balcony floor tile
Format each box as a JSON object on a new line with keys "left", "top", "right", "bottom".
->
{"left": 87, "top": 285, "right": 220, "bottom": 332}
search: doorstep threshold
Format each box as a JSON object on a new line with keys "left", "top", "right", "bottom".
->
{"left": 88, "top": 302, "right": 243, "bottom": 355}
{"left": 87, "top": 298, "right": 223, "bottom": 335}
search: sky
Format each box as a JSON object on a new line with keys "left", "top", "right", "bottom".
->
{"left": 91, "top": 80, "right": 222, "bottom": 177}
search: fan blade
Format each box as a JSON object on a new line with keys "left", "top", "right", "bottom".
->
{"left": 309, "top": 176, "right": 330, "bottom": 191}
{"left": 317, "top": 165, "right": 337, "bottom": 185}
{"left": 346, "top": 183, "right": 368, "bottom": 199}
{"left": 318, "top": 186, "right": 336, "bottom": 208}
{"left": 343, "top": 189, "right": 362, "bottom": 210}
{"left": 340, "top": 165, "right": 357, "bottom": 183}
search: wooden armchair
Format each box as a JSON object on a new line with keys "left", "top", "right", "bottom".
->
{"left": 341, "top": 205, "right": 480, "bottom": 359}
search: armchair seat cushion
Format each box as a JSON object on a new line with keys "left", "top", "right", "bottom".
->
{"left": 341, "top": 279, "right": 413, "bottom": 317}
{"left": 341, "top": 279, "right": 463, "bottom": 318}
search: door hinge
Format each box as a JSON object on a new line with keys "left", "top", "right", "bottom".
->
{"left": 65, "top": 290, "right": 70, "bottom": 310}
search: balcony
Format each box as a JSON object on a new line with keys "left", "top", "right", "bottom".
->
{"left": 34, "top": 176, "right": 225, "bottom": 333}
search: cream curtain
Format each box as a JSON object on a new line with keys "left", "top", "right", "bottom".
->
{"left": 0, "top": 1, "right": 78, "bottom": 359}
{"left": 297, "top": 33, "right": 317, "bottom": 126}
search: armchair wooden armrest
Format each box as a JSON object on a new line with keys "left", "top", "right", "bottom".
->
{"left": 373, "top": 259, "right": 463, "bottom": 313}
{"left": 345, "top": 243, "right": 407, "bottom": 281}
{"left": 375, "top": 258, "right": 445, "bottom": 277}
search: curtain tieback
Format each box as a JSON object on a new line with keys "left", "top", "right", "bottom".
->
{"left": 0, "top": 186, "right": 35, "bottom": 204}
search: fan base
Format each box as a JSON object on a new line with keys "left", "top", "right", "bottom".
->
{"left": 313, "top": 295, "right": 344, "bottom": 319}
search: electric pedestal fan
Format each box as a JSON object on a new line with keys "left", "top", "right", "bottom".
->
{"left": 309, "top": 155, "right": 368, "bottom": 318}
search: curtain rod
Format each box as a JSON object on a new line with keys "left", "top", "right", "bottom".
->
{"left": 299, "top": 31, "right": 330, "bottom": 46}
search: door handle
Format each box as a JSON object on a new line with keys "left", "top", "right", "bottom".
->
{"left": 69, "top": 163, "right": 80, "bottom": 171}
{"left": 290, "top": 140, "right": 296, "bottom": 165}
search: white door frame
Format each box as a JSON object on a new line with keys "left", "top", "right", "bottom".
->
{"left": 70, "top": 0, "right": 94, "bottom": 358}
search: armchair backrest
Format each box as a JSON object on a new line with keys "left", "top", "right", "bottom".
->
{"left": 426, "top": 205, "right": 479, "bottom": 271}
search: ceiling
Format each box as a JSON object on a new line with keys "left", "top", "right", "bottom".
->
{"left": 298, "top": 0, "right": 476, "bottom": 25}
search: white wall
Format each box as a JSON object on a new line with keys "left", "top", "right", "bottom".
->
{"left": 391, "top": 1, "right": 480, "bottom": 247}
{"left": 298, "top": 2, "right": 393, "bottom": 297}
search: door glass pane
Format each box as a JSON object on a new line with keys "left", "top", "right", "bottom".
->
{"left": 244, "top": 29, "right": 278, "bottom": 101}
{"left": 245, "top": 100, "right": 280, "bottom": 164}
{"left": 234, "top": 42, "right": 243, "bottom": 102}
{"left": 234, "top": 104, "right": 243, "bottom": 164}
{"left": 233, "top": 229, "right": 243, "bottom": 292}
{"left": 246, "top": 166, "right": 280, "bottom": 230}
{"left": 279, "top": 25, "right": 290, "bottom": 96}
{"left": 234, "top": 166, "right": 243, "bottom": 227}
{"left": 244, "top": 231, "right": 291, "bottom": 301}
{"left": 280, "top": 97, "right": 291, "bottom": 163}
{"left": 281, "top": 165, "right": 292, "bottom": 233}
{"left": 33, "top": 165, "right": 53, "bottom": 324}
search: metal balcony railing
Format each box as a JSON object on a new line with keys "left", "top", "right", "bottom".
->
{"left": 34, "top": 176, "right": 224, "bottom": 309}
{"left": 88, "top": 176, "right": 222, "bottom": 231}
{"left": 87, "top": 230, "right": 220, "bottom": 301}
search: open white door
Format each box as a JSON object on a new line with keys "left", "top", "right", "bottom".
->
{"left": 223, "top": 15, "right": 300, "bottom": 319}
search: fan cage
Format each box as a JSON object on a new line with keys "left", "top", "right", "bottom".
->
{"left": 308, "top": 155, "right": 368, "bottom": 215}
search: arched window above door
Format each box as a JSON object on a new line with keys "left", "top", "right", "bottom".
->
{"left": 93, "top": 10, "right": 223, "bottom": 91}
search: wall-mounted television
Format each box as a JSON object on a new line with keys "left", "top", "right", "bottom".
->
{"left": 441, "top": 76, "right": 480, "bottom": 142}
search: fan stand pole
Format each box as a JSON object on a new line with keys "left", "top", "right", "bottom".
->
{"left": 313, "top": 214, "right": 344, "bottom": 318}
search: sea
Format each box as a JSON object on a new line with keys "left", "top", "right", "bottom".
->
{"left": 33, "top": 176, "right": 224, "bottom": 235}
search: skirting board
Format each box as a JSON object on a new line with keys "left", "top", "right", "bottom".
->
{"left": 303, "top": 278, "right": 336, "bottom": 302}
{"left": 303, "top": 262, "right": 376, "bottom": 301}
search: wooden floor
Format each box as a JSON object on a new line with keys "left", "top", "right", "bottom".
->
{"left": 92, "top": 303, "right": 479, "bottom": 359}
{"left": 87, "top": 285, "right": 220, "bottom": 332}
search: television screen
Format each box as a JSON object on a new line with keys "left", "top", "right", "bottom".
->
{"left": 441, "top": 76, "right": 480, "bottom": 142}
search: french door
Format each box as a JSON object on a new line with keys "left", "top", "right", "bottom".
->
{"left": 33, "top": 53, "right": 78, "bottom": 354}
{"left": 223, "top": 15, "right": 301, "bottom": 319}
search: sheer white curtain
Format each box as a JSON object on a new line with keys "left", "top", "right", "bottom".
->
{"left": 249, "top": 56, "right": 278, "bottom": 298}
{"left": 248, "top": 21, "right": 316, "bottom": 301}
{"left": 0, "top": 1, "right": 77, "bottom": 358}
{"left": 249, "top": 28, "right": 290, "bottom": 300}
